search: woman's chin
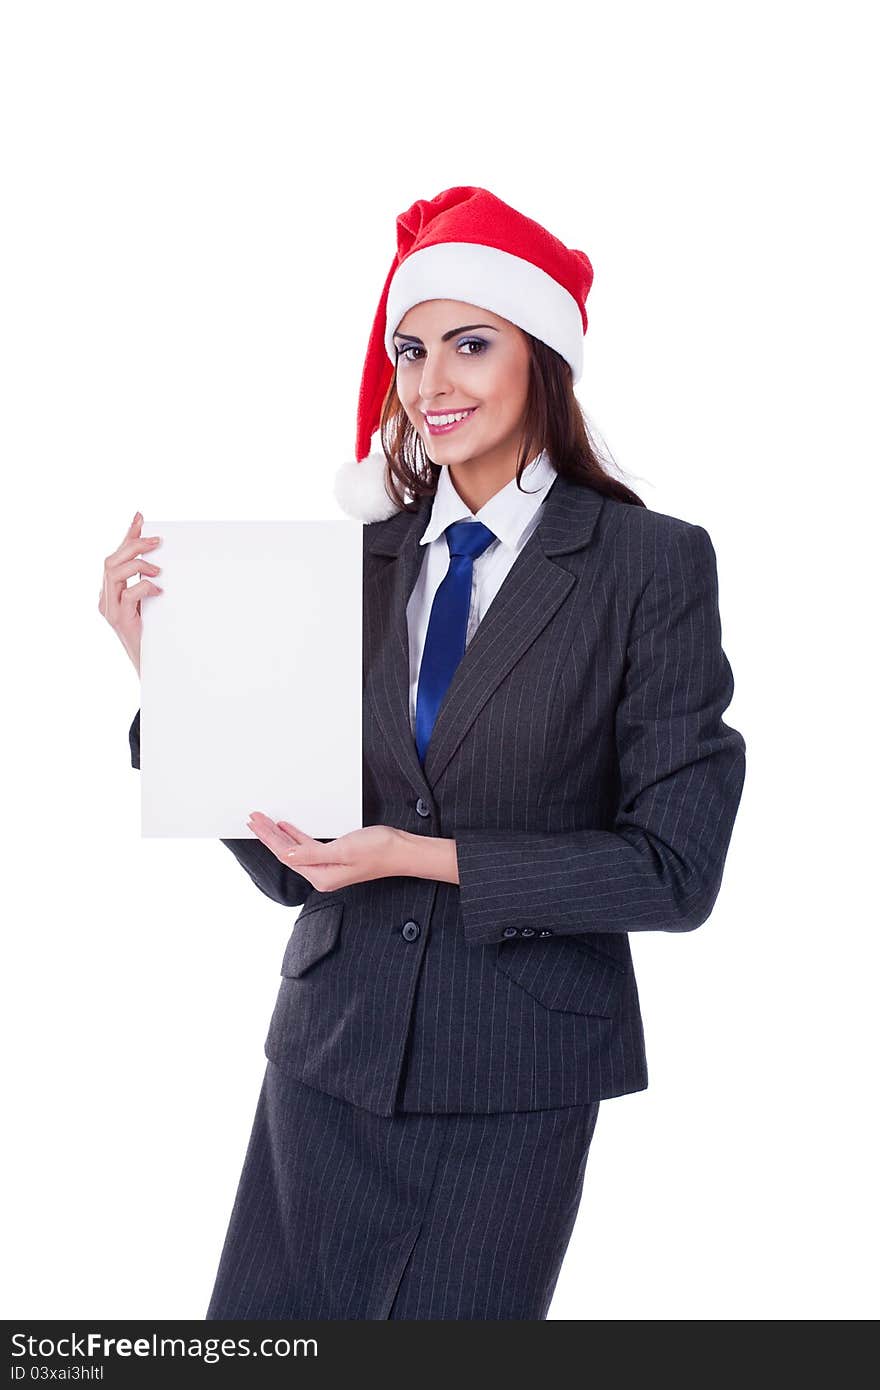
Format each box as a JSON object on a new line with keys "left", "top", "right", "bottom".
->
{"left": 425, "top": 435, "right": 485, "bottom": 466}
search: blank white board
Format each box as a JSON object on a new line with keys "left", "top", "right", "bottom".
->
{"left": 139, "top": 520, "right": 363, "bottom": 838}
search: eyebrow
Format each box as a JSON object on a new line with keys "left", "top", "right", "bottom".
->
{"left": 392, "top": 323, "right": 501, "bottom": 345}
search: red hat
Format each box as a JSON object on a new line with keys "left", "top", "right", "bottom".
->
{"left": 333, "top": 185, "right": 594, "bottom": 521}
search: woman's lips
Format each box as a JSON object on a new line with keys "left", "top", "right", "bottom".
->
{"left": 424, "top": 407, "right": 478, "bottom": 436}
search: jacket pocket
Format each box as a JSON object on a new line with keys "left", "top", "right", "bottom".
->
{"left": 280, "top": 898, "right": 344, "bottom": 978}
{"left": 494, "top": 935, "right": 627, "bottom": 1017}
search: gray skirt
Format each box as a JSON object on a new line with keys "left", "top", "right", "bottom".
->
{"left": 206, "top": 1061, "right": 600, "bottom": 1321}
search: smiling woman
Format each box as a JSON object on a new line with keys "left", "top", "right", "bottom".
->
{"left": 390, "top": 302, "right": 533, "bottom": 512}
{"left": 332, "top": 195, "right": 643, "bottom": 524}
{"left": 112, "top": 184, "right": 746, "bottom": 1323}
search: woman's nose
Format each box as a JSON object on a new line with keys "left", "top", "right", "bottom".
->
{"left": 418, "top": 358, "right": 455, "bottom": 401}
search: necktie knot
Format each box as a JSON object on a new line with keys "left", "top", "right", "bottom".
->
{"left": 444, "top": 519, "right": 496, "bottom": 562}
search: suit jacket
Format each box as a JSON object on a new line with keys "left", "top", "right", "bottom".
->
{"left": 128, "top": 471, "right": 746, "bottom": 1117}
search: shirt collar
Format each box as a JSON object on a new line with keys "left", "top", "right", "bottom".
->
{"left": 419, "top": 448, "right": 557, "bottom": 549}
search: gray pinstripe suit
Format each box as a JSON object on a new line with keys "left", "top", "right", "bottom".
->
{"left": 128, "top": 469, "right": 746, "bottom": 1317}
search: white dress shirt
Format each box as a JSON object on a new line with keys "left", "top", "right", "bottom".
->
{"left": 406, "top": 448, "right": 558, "bottom": 734}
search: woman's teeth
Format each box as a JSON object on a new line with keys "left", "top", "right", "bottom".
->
{"left": 425, "top": 407, "right": 477, "bottom": 433}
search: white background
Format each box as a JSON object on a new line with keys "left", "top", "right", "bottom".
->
{"left": 2, "top": 0, "right": 876, "bottom": 1321}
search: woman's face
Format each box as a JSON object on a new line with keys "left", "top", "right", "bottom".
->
{"left": 392, "top": 299, "right": 531, "bottom": 477}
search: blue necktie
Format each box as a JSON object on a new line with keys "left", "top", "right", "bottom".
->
{"left": 415, "top": 519, "right": 497, "bottom": 766}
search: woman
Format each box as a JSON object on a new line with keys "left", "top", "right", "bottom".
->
{"left": 102, "top": 186, "right": 746, "bottom": 1320}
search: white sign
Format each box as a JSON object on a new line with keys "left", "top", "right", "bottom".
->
{"left": 139, "top": 520, "right": 363, "bottom": 838}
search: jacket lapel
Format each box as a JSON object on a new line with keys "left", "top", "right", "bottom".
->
{"left": 364, "top": 471, "right": 606, "bottom": 793}
{"left": 364, "top": 497, "right": 435, "bottom": 801}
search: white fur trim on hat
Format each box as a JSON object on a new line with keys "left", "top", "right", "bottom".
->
{"left": 333, "top": 453, "right": 402, "bottom": 522}
{"left": 384, "top": 241, "right": 584, "bottom": 383}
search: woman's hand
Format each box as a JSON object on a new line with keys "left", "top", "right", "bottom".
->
{"left": 98, "top": 511, "right": 163, "bottom": 676}
{"left": 247, "top": 813, "right": 406, "bottom": 892}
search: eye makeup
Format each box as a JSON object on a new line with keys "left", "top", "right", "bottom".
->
{"left": 397, "top": 337, "right": 490, "bottom": 363}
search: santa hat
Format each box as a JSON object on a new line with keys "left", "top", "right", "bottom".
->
{"left": 333, "top": 185, "right": 594, "bottom": 522}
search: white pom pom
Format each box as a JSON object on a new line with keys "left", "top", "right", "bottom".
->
{"left": 332, "top": 453, "right": 401, "bottom": 522}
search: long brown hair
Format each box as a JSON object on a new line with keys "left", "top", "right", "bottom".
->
{"left": 377, "top": 331, "right": 646, "bottom": 513}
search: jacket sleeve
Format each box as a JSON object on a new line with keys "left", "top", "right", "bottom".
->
{"left": 454, "top": 523, "right": 747, "bottom": 945}
{"left": 127, "top": 707, "right": 315, "bottom": 908}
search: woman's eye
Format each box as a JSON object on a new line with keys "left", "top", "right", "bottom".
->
{"left": 397, "top": 338, "right": 488, "bottom": 364}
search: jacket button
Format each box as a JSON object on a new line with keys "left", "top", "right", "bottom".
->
{"left": 539, "top": 930, "right": 553, "bottom": 937}
{"left": 415, "top": 798, "right": 431, "bottom": 817}
{"left": 502, "top": 927, "right": 518, "bottom": 938}
{"left": 521, "top": 928, "right": 535, "bottom": 937}
{"left": 401, "top": 921, "right": 421, "bottom": 942}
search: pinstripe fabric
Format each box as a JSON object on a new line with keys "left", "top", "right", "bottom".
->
{"left": 205, "top": 1061, "right": 599, "bottom": 1321}
{"left": 128, "top": 470, "right": 746, "bottom": 1117}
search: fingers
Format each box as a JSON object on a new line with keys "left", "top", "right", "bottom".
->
{"left": 251, "top": 812, "right": 306, "bottom": 839}
{"left": 100, "top": 567, "right": 163, "bottom": 623}
{"left": 122, "top": 510, "right": 143, "bottom": 548}
{"left": 119, "top": 577, "right": 163, "bottom": 608}
{"left": 249, "top": 813, "right": 301, "bottom": 839}
{"left": 276, "top": 820, "right": 308, "bottom": 842}
{"left": 104, "top": 538, "right": 163, "bottom": 586}
{"left": 106, "top": 556, "right": 162, "bottom": 590}
{"left": 248, "top": 814, "right": 304, "bottom": 864}
{"left": 99, "top": 512, "right": 163, "bottom": 623}
{"left": 105, "top": 513, "right": 162, "bottom": 576}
